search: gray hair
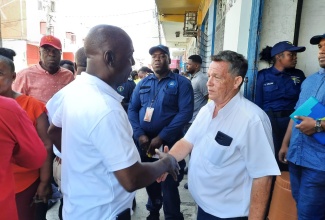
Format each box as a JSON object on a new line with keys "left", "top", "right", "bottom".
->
{"left": 211, "top": 50, "right": 248, "bottom": 80}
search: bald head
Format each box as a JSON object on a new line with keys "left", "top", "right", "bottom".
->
{"left": 75, "top": 47, "right": 86, "bottom": 68}
{"left": 84, "top": 24, "right": 135, "bottom": 89}
{"left": 74, "top": 47, "right": 86, "bottom": 75}
{"left": 84, "top": 24, "right": 131, "bottom": 56}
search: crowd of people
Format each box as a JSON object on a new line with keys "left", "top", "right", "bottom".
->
{"left": 0, "top": 22, "right": 324, "bottom": 220}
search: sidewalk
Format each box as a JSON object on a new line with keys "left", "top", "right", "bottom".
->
{"left": 47, "top": 174, "right": 197, "bottom": 219}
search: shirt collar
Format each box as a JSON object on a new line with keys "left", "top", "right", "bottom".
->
{"left": 218, "top": 92, "right": 241, "bottom": 117}
{"left": 79, "top": 72, "right": 123, "bottom": 102}
{"left": 192, "top": 70, "right": 202, "bottom": 79}
{"left": 37, "top": 62, "right": 62, "bottom": 75}
{"left": 147, "top": 71, "right": 175, "bottom": 81}
{"left": 319, "top": 68, "right": 325, "bottom": 74}
{"left": 213, "top": 92, "right": 241, "bottom": 119}
{"left": 270, "top": 66, "right": 283, "bottom": 75}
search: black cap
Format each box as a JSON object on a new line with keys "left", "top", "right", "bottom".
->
{"left": 149, "top": 45, "right": 170, "bottom": 57}
{"left": 310, "top": 34, "right": 325, "bottom": 45}
{"left": 271, "top": 41, "right": 306, "bottom": 57}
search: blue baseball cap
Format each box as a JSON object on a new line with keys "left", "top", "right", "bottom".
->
{"left": 310, "top": 34, "right": 325, "bottom": 45}
{"left": 149, "top": 45, "right": 170, "bottom": 57}
{"left": 271, "top": 41, "right": 306, "bottom": 57}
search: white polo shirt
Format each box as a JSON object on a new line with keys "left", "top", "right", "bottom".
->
{"left": 51, "top": 72, "right": 140, "bottom": 220}
{"left": 185, "top": 92, "right": 280, "bottom": 218}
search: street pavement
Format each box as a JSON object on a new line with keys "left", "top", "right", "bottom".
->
{"left": 47, "top": 168, "right": 197, "bottom": 219}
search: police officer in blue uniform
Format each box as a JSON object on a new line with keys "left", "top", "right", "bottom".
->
{"left": 254, "top": 41, "right": 306, "bottom": 171}
{"left": 128, "top": 45, "right": 194, "bottom": 220}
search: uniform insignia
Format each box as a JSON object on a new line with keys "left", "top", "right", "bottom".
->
{"left": 291, "top": 76, "right": 300, "bottom": 85}
{"left": 117, "top": 86, "right": 124, "bottom": 92}
{"left": 168, "top": 80, "right": 176, "bottom": 87}
{"left": 46, "top": 36, "right": 54, "bottom": 42}
{"left": 264, "top": 82, "right": 274, "bottom": 86}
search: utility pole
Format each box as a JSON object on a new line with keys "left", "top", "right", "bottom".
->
{"left": 155, "top": 7, "right": 161, "bottom": 44}
{"left": 44, "top": 0, "right": 55, "bottom": 35}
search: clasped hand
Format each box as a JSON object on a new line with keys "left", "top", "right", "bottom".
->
{"left": 295, "top": 116, "right": 316, "bottom": 135}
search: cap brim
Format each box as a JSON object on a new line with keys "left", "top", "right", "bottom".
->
{"left": 149, "top": 46, "right": 167, "bottom": 55}
{"left": 310, "top": 35, "right": 325, "bottom": 45}
{"left": 287, "top": 46, "right": 306, "bottom": 53}
{"left": 40, "top": 43, "right": 61, "bottom": 50}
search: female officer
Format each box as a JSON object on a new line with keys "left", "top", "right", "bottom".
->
{"left": 254, "top": 41, "right": 306, "bottom": 171}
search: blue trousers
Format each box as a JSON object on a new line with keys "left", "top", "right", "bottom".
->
{"left": 289, "top": 163, "right": 325, "bottom": 220}
{"left": 142, "top": 156, "right": 185, "bottom": 220}
{"left": 197, "top": 206, "right": 248, "bottom": 220}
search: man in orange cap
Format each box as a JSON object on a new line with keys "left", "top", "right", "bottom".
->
{"left": 13, "top": 35, "right": 74, "bottom": 104}
{"left": 12, "top": 35, "right": 74, "bottom": 220}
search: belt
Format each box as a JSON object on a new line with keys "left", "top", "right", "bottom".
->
{"left": 266, "top": 110, "right": 294, "bottom": 118}
{"left": 54, "top": 156, "right": 61, "bottom": 164}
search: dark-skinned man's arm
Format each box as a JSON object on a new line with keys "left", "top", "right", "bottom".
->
{"left": 114, "top": 150, "right": 179, "bottom": 192}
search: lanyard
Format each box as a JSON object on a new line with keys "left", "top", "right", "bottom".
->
{"left": 149, "top": 80, "right": 167, "bottom": 108}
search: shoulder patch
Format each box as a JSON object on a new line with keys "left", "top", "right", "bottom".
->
{"left": 117, "top": 86, "right": 124, "bottom": 92}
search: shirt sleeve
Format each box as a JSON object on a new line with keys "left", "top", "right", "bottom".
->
{"left": 89, "top": 110, "right": 140, "bottom": 172}
{"left": 128, "top": 82, "right": 146, "bottom": 140}
{"left": 159, "top": 78, "right": 194, "bottom": 143}
{"left": 11, "top": 102, "right": 47, "bottom": 169}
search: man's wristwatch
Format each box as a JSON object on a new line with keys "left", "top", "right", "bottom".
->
{"left": 315, "top": 119, "right": 324, "bottom": 132}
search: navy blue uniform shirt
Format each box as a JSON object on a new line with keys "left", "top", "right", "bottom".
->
{"left": 255, "top": 66, "right": 306, "bottom": 111}
{"left": 116, "top": 79, "right": 136, "bottom": 112}
{"left": 128, "top": 71, "right": 194, "bottom": 146}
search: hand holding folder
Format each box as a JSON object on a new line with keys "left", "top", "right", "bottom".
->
{"left": 290, "top": 97, "right": 325, "bottom": 144}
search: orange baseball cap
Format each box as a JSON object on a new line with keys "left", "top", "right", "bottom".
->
{"left": 40, "top": 35, "right": 62, "bottom": 50}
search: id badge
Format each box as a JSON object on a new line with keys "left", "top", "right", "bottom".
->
{"left": 144, "top": 107, "right": 154, "bottom": 122}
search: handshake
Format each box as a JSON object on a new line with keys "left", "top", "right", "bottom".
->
{"left": 138, "top": 135, "right": 180, "bottom": 182}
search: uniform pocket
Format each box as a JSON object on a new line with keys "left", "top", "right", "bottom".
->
{"left": 139, "top": 88, "right": 151, "bottom": 106}
{"left": 163, "top": 87, "right": 178, "bottom": 106}
{"left": 263, "top": 82, "right": 279, "bottom": 101}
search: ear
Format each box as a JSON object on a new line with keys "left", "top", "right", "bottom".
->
{"left": 12, "top": 72, "right": 16, "bottom": 81}
{"left": 234, "top": 76, "right": 243, "bottom": 89}
{"left": 167, "top": 55, "right": 171, "bottom": 64}
{"left": 104, "top": 50, "right": 114, "bottom": 66}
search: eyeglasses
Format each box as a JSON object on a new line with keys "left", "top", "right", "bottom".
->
{"left": 41, "top": 47, "right": 61, "bottom": 56}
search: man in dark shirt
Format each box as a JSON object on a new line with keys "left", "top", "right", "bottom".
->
{"left": 128, "top": 45, "right": 194, "bottom": 220}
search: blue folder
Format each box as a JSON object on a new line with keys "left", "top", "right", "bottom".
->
{"left": 290, "top": 97, "right": 325, "bottom": 144}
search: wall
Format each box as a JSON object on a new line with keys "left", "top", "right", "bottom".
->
{"left": 3, "top": 40, "right": 27, "bottom": 72}
{"left": 1, "top": 0, "right": 27, "bottom": 39}
{"left": 296, "top": 0, "right": 325, "bottom": 76}
{"left": 26, "top": 0, "right": 44, "bottom": 41}
{"left": 222, "top": 0, "right": 252, "bottom": 56}
{"left": 236, "top": 0, "right": 252, "bottom": 56}
{"left": 258, "top": 0, "right": 298, "bottom": 70}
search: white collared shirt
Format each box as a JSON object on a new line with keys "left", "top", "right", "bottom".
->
{"left": 50, "top": 72, "right": 140, "bottom": 220}
{"left": 185, "top": 92, "right": 280, "bottom": 218}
